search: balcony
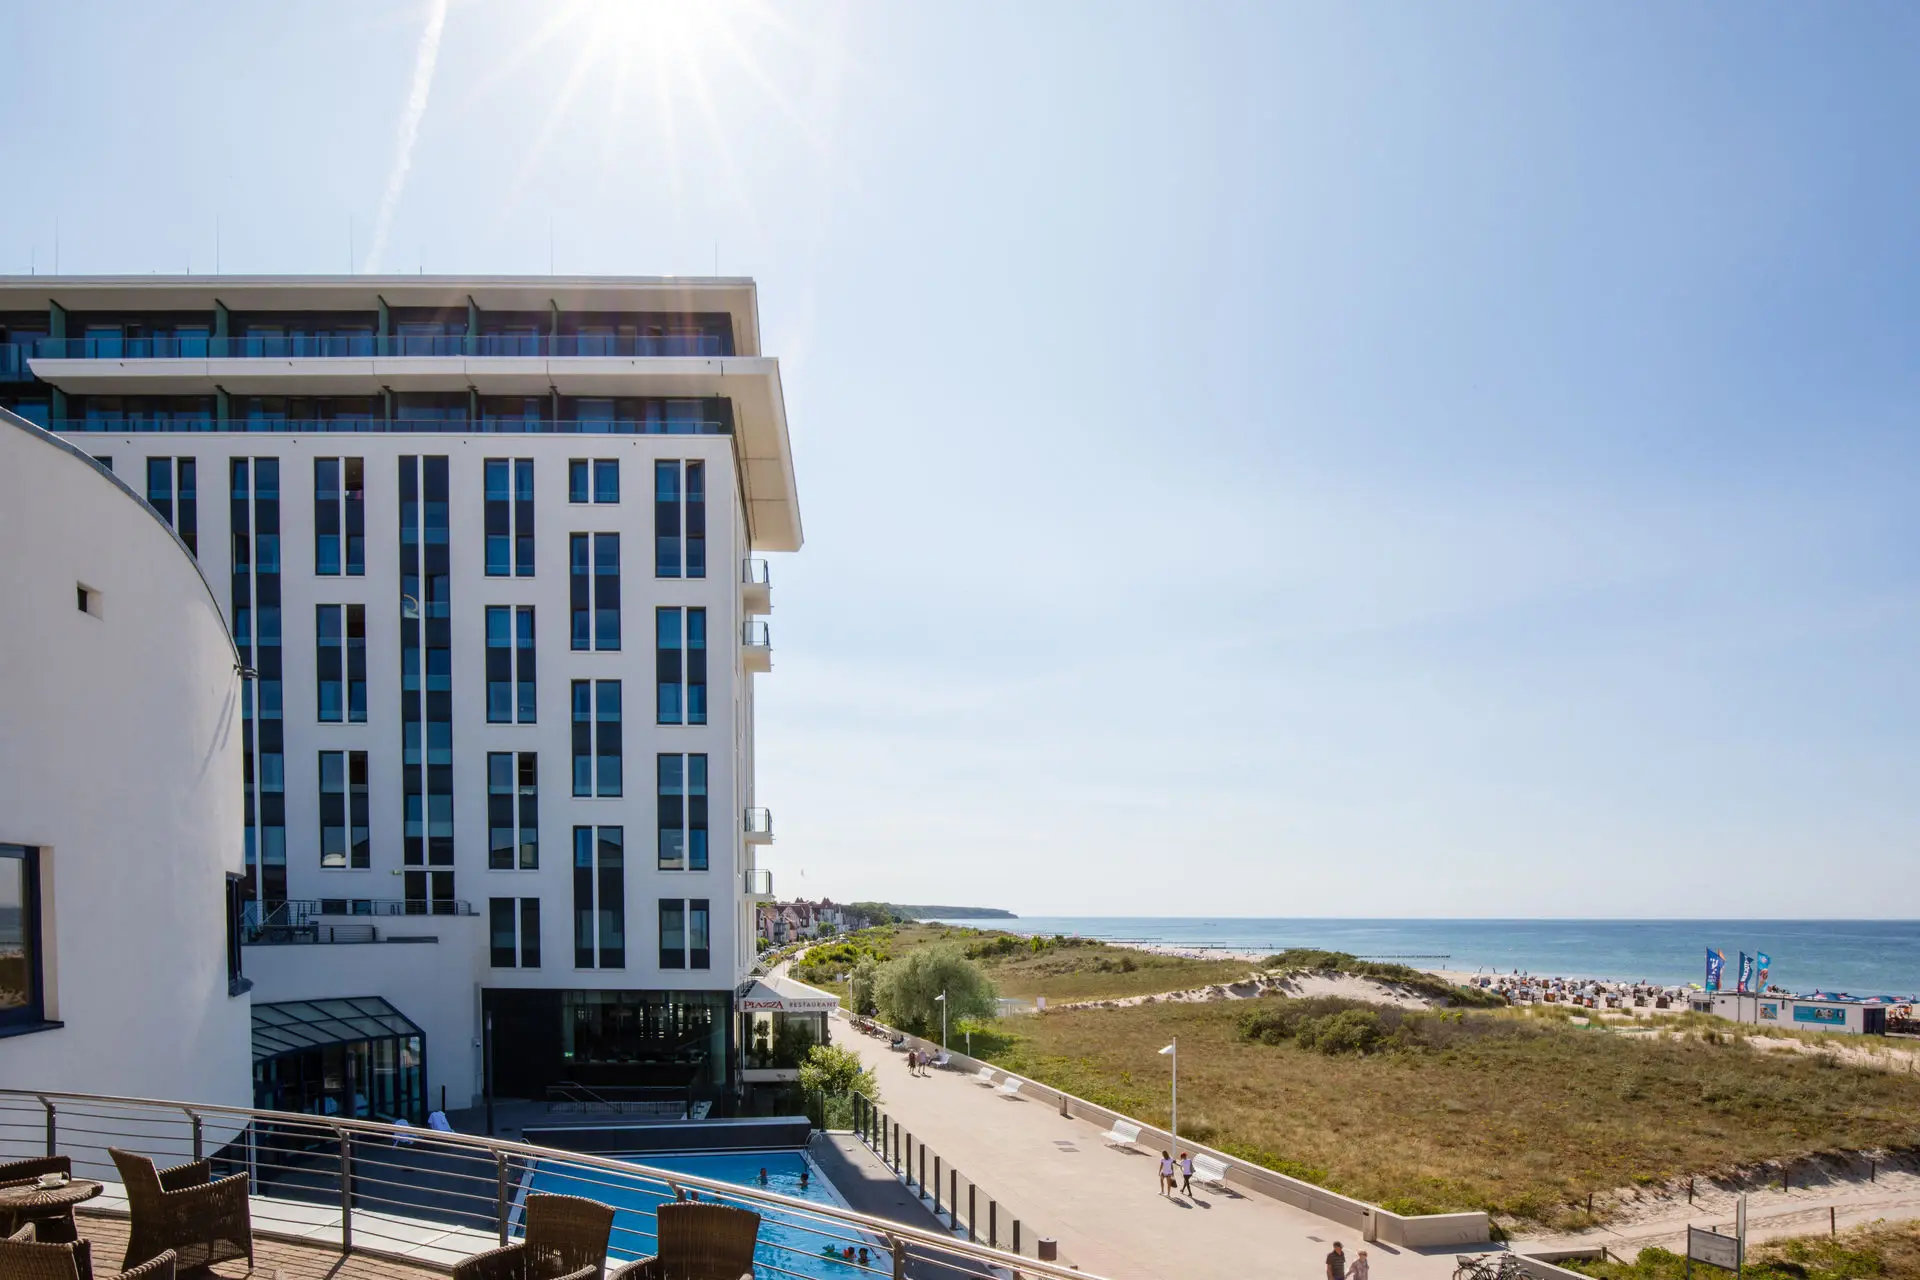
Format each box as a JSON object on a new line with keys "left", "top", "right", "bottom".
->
{"left": 50, "top": 416, "right": 729, "bottom": 436}
{"left": 27, "top": 332, "right": 731, "bottom": 360}
{"left": 239, "top": 897, "right": 477, "bottom": 945}
{"left": 741, "top": 558, "right": 771, "bottom": 614}
{"left": 742, "top": 620, "right": 772, "bottom": 673}
{"left": 744, "top": 807, "right": 774, "bottom": 845}
{"left": 0, "top": 343, "right": 36, "bottom": 382}
{"left": 745, "top": 867, "right": 774, "bottom": 900}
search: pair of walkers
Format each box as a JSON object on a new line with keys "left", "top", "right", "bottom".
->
{"left": 1156, "top": 1150, "right": 1195, "bottom": 1196}
{"left": 905, "top": 1048, "right": 932, "bottom": 1077}
{"left": 1325, "top": 1241, "right": 1371, "bottom": 1280}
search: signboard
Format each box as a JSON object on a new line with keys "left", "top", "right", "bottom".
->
{"left": 1688, "top": 1226, "right": 1739, "bottom": 1271}
{"left": 1793, "top": 1005, "right": 1847, "bottom": 1026}
{"left": 1758, "top": 1002, "right": 1779, "bottom": 1021}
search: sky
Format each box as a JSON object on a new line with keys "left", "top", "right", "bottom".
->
{"left": 6, "top": 2, "right": 1917, "bottom": 917}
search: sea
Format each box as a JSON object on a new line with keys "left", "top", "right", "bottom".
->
{"left": 923, "top": 917, "right": 1920, "bottom": 996}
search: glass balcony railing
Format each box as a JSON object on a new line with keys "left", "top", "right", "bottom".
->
{"left": 742, "top": 558, "right": 771, "bottom": 587}
{"left": 0, "top": 343, "right": 37, "bottom": 381}
{"left": 50, "top": 416, "right": 730, "bottom": 436}
{"left": 744, "top": 807, "right": 774, "bottom": 838}
{"left": 745, "top": 867, "right": 774, "bottom": 897}
{"left": 742, "top": 621, "right": 772, "bottom": 648}
{"left": 28, "top": 333, "right": 730, "bottom": 360}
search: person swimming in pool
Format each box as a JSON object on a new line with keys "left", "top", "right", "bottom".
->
{"left": 757, "top": 1168, "right": 769, "bottom": 1185}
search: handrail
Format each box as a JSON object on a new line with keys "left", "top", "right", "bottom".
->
{"left": 0, "top": 1086, "right": 1099, "bottom": 1280}
{"left": 46, "top": 417, "right": 731, "bottom": 437}
{"left": 26, "top": 334, "right": 732, "bottom": 359}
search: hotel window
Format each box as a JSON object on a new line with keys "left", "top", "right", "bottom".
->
{"left": 316, "top": 604, "right": 368, "bottom": 723}
{"left": 319, "top": 750, "right": 371, "bottom": 870}
{"left": 658, "top": 899, "right": 707, "bottom": 970}
{"left": 571, "top": 680, "right": 622, "bottom": 797}
{"left": 232, "top": 458, "right": 286, "bottom": 906}
{"left": 145, "top": 457, "right": 198, "bottom": 556}
{"left": 570, "top": 459, "right": 620, "bottom": 504}
{"left": 487, "top": 751, "right": 539, "bottom": 870}
{"left": 489, "top": 897, "right": 541, "bottom": 968}
{"left": 315, "top": 457, "right": 366, "bottom": 576}
{"left": 0, "top": 845, "right": 45, "bottom": 1028}
{"left": 654, "top": 460, "right": 705, "bottom": 578}
{"left": 400, "top": 456, "right": 455, "bottom": 914}
{"left": 572, "top": 826, "right": 624, "bottom": 969}
{"left": 485, "top": 605, "right": 537, "bottom": 723}
{"left": 484, "top": 458, "right": 536, "bottom": 578}
{"left": 570, "top": 533, "right": 621, "bottom": 650}
{"left": 656, "top": 753, "right": 708, "bottom": 871}
{"left": 655, "top": 607, "right": 707, "bottom": 725}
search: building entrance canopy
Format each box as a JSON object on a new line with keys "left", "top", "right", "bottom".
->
{"left": 737, "top": 978, "right": 839, "bottom": 1013}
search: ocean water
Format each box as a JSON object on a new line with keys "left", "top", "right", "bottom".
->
{"left": 925, "top": 917, "right": 1920, "bottom": 995}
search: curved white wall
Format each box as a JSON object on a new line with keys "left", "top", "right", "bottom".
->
{"left": 0, "top": 413, "right": 251, "bottom": 1108}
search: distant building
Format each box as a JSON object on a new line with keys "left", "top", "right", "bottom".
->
{"left": 1709, "top": 990, "right": 1892, "bottom": 1035}
{"left": 761, "top": 898, "right": 849, "bottom": 944}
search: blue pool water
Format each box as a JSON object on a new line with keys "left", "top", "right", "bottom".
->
{"left": 526, "top": 1149, "right": 885, "bottom": 1279}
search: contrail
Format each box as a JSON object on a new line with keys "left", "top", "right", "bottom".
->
{"left": 364, "top": 0, "right": 449, "bottom": 273}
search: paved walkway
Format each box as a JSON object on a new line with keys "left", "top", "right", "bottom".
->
{"left": 841, "top": 1026, "right": 1471, "bottom": 1280}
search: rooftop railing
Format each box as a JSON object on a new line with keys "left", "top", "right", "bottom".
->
{"left": 27, "top": 333, "right": 730, "bottom": 360}
{"left": 0, "top": 1088, "right": 1093, "bottom": 1280}
{"left": 50, "top": 417, "right": 730, "bottom": 436}
{"left": 240, "top": 898, "right": 478, "bottom": 944}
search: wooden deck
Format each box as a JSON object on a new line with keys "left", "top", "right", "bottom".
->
{"left": 76, "top": 1210, "right": 456, "bottom": 1280}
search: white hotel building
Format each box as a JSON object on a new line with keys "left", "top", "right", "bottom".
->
{"left": 0, "top": 277, "right": 800, "bottom": 1115}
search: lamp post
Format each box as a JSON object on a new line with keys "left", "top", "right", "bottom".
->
{"left": 936, "top": 991, "right": 947, "bottom": 1054}
{"left": 1159, "top": 1039, "right": 1177, "bottom": 1143}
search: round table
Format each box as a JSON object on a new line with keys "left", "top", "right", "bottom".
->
{"left": 0, "top": 1179, "right": 103, "bottom": 1243}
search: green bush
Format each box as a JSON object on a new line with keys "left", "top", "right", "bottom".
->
{"left": 875, "top": 944, "right": 997, "bottom": 1035}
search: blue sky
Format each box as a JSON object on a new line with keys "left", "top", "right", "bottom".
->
{"left": 8, "top": 3, "right": 1917, "bottom": 916}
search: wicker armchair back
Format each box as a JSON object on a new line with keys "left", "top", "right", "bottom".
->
{"left": 610, "top": 1202, "right": 760, "bottom": 1280}
{"left": 0, "top": 1222, "right": 177, "bottom": 1280}
{"left": 107, "top": 1148, "right": 251, "bottom": 1274}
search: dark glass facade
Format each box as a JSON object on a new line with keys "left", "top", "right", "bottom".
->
{"left": 232, "top": 458, "right": 286, "bottom": 906}
{"left": 400, "top": 456, "right": 455, "bottom": 913}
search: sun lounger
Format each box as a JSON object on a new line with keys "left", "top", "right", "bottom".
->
{"left": 1191, "top": 1155, "right": 1231, "bottom": 1191}
{"left": 996, "top": 1076, "right": 1023, "bottom": 1099}
{"left": 974, "top": 1067, "right": 997, "bottom": 1087}
{"left": 1101, "top": 1120, "right": 1143, "bottom": 1150}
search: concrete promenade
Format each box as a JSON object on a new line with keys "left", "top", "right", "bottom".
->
{"left": 840, "top": 1025, "right": 1473, "bottom": 1280}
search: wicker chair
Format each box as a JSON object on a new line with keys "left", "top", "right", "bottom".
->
{"left": 453, "top": 1193, "right": 617, "bottom": 1280}
{"left": 107, "top": 1148, "right": 251, "bottom": 1274}
{"left": 608, "top": 1203, "right": 760, "bottom": 1280}
{"left": 1, "top": 1223, "right": 178, "bottom": 1280}
{"left": 0, "top": 1155, "right": 79, "bottom": 1244}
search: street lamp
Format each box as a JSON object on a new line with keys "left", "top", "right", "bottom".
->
{"left": 1159, "top": 1039, "right": 1177, "bottom": 1144}
{"left": 935, "top": 991, "right": 947, "bottom": 1054}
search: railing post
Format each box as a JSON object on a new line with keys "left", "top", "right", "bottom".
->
{"left": 190, "top": 1111, "right": 204, "bottom": 1163}
{"left": 339, "top": 1129, "right": 354, "bottom": 1253}
{"left": 918, "top": 1142, "right": 925, "bottom": 1197}
{"left": 950, "top": 1168, "right": 957, "bottom": 1225}
{"left": 904, "top": 1131, "right": 912, "bottom": 1184}
{"left": 40, "top": 1097, "right": 54, "bottom": 1156}
{"left": 1014, "top": 1219, "right": 1022, "bottom": 1256}
{"left": 990, "top": 1200, "right": 998, "bottom": 1249}
{"left": 968, "top": 1184, "right": 976, "bottom": 1242}
{"left": 886, "top": 1234, "right": 906, "bottom": 1280}
{"left": 496, "top": 1151, "right": 511, "bottom": 1245}
{"left": 933, "top": 1155, "right": 941, "bottom": 1214}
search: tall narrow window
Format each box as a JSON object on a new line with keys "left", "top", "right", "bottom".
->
{"left": 0, "top": 846, "right": 44, "bottom": 1027}
{"left": 316, "top": 457, "right": 365, "bottom": 575}
{"left": 147, "top": 457, "right": 198, "bottom": 556}
{"left": 689, "top": 899, "right": 710, "bottom": 970}
{"left": 319, "top": 750, "right": 371, "bottom": 870}
{"left": 232, "top": 457, "right": 285, "bottom": 907}
{"left": 656, "top": 607, "right": 706, "bottom": 725}
{"left": 485, "top": 458, "right": 536, "bottom": 577}
{"left": 316, "top": 605, "right": 365, "bottom": 723}
{"left": 401, "top": 456, "right": 454, "bottom": 914}
{"left": 656, "top": 753, "right": 708, "bottom": 870}
{"left": 571, "top": 533, "right": 621, "bottom": 650}
{"left": 488, "top": 751, "right": 539, "bottom": 870}
{"left": 486, "top": 605, "right": 537, "bottom": 723}
{"left": 573, "top": 826, "right": 624, "bottom": 969}
{"left": 655, "top": 460, "right": 707, "bottom": 577}
{"left": 346, "top": 604, "right": 367, "bottom": 722}
{"left": 659, "top": 899, "right": 687, "bottom": 970}
{"left": 520, "top": 898, "right": 541, "bottom": 968}
{"left": 491, "top": 898, "right": 541, "bottom": 968}
{"left": 572, "top": 458, "right": 619, "bottom": 504}
{"left": 571, "top": 680, "right": 622, "bottom": 797}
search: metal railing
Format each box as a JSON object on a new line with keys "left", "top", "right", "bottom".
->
{"left": 49, "top": 417, "right": 730, "bottom": 436}
{"left": 742, "top": 558, "right": 771, "bottom": 587}
{"left": 0, "top": 1088, "right": 1099, "bottom": 1280}
{"left": 241, "top": 898, "right": 477, "bottom": 944}
{"left": 745, "top": 867, "right": 774, "bottom": 897}
{"left": 744, "top": 808, "right": 774, "bottom": 839}
{"left": 742, "top": 621, "right": 772, "bottom": 649}
{"left": 26, "top": 334, "right": 731, "bottom": 360}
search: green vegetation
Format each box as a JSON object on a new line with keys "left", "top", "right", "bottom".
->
{"left": 1566, "top": 1221, "right": 1920, "bottom": 1280}
{"left": 798, "top": 1042, "right": 879, "bottom": 1132}
{"left": 843, "top": 902, "right": 1015, "bottom": 925}
{"left": 965, "top": 995, "right": 1920, "bottom": 1230}
{"left": 1263, "top": 948, "right": 1507, "bottom": 1007}
{"left": 875, "top": 943, "right": 997, "bottom": 1035}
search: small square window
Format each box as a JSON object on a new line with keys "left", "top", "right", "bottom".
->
{"left": 76, "top": 584, "right": 102, "bottom": 617}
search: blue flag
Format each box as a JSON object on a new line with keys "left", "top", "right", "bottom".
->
{"left": 1706, "top": 948, "right": 1725, "bottom": 991}
{"left": 1738, "top": 952, "right": 1754, "bottom": 993}
{"left": 1756, "top": 952, "right": 1771, "bottom": 988}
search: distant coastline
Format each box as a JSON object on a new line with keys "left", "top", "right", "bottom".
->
{"left": 896, "top": 905, "right": 1017, "bottom": 920}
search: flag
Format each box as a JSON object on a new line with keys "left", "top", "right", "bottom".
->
{"left": 1706, "top": 949, "right": 1725, "bottom": 991}
{"left": 1158, "top": 1043, "right": 1176, "bottom": 1056}
{"left": 1738, "top": 952, "right": 1754, "bottom": 994}
{"left": 1756, "top": 952, "right": 1771, "bottom": 987}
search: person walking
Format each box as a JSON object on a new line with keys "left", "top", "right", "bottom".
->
{"left": 906, "top": 1048, "right": 918, "bottom": 1076}
{"left": 1348, "top": 1249, "right": 1370, "bottom": 1280}
{"left": 1178, "top": 1151, "right": 1195, "bottom": 1195}
{"left": 1326, "top": 1241, "right": 1346, "bottom": 1280}
{"left": 1158, "top": 1151, "right": 1175, "bottom": 1197}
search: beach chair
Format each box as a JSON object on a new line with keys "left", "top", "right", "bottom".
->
{"left": 1191, "top": 1155, "right": 1231, "bottom": 1191}
{"left": 996, "top": 1076, "right": 1023, "bottom": 1099}
{"left": 1101, "top": 1120, "right": 1144, "bottom": 1150}
{"left": 973, "top": 1067, "right": 997, "bottom": 1087}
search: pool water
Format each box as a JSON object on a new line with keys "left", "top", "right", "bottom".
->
{"left": 526, "top": 1149, "right": 887, "bottom": 1278}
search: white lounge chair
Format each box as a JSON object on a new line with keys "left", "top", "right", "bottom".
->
{"left": 1191, "top": 1155, "right": 1231, "bottom": 1191}
{"left": 996, "top": 1076, "right": 1023, "bottom": 1099}
{"left": 974, "top": 1067, "right": 997, "bottom": 1087}
{"left": 1101, "top": 1120, "right": 1143, "bottom": 1150}
{"left": 930, "top": 1052, "right": 951, "bottom": 1069}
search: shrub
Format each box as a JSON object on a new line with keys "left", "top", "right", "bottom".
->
{"left": 848, "top": 955, "right": 881, "bottom": 1016}
{"left": 875, "top": 944, "right": 997, "bottom": 1035}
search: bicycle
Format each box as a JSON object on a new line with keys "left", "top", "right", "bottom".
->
{"left": 1453, "top": 1253, "right": 1530, "bottom": 1280}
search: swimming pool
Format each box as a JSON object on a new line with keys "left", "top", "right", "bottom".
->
{"left": 525, "top": 1149, "right": 888, "bottom": 1279}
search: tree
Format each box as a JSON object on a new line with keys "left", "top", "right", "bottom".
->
{"left": 798, "top": 1043, "right": 879, "bottom": 1101}
{"left": 848, "top": 955, "right": 881, "bottom": 1016}
{"left": 875, "top": 944, "right": 997, "bottom": 1036}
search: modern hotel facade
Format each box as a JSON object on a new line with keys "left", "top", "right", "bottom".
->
{"left": 0, "top": 277, "right": 799, "bottom": 1113}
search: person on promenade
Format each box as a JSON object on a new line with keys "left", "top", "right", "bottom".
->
{"left": 1326, "top": 1241, "right": 1346, "bottom": 1280}
{"left": 906, "top": 1048, "right": 918, "bottom": 1076}
{"left": 1158, "top": 1151, "right": 1175, "bottom": 1196}
{"left": 1179, "top": 1151, "right": 1195, "bottom": 1195}
{"left": 1348, "top": 1249, "right": 1370, "bottom": 1280}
